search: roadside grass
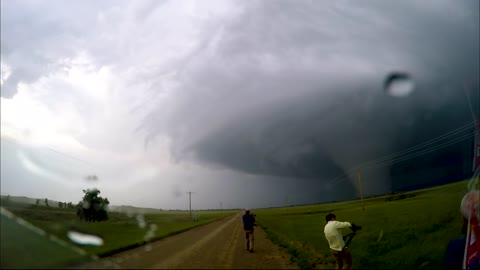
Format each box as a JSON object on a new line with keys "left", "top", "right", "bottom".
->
{"left": 1, "top": 203, "right": 236, "bottom": 268}
{"left": 0, "top": 214, "right": 88, "bottom": 269}
{"left": 256, "top": 180, "right": 469, "bottom": 269}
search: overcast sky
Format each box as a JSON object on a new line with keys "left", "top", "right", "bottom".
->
{"left": 1, "top": 0, "right": 478, "bottom": 209}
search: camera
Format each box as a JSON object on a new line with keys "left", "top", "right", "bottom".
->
{"left": 351, "top": 223, "right": 362, "bottom": 232}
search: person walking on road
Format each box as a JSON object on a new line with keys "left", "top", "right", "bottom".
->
{"left": 324, "top": 213, "right": 353, "bottom": 269}
{"left": 242, "top": 209, "right": 256, "bottom": 253}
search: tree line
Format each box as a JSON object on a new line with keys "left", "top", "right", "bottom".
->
{"left": 33, "top": 198, "right": 75, "bottom": 209}
{"left": 4, "top": 188, "right": 111, "bottom": 223}
{"left": 33, "top": 189, "right": 110, "bottom": 222}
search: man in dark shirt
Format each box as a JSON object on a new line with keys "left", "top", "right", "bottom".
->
{"left": 242, "top": 209, "right": 256, "bottom": 253}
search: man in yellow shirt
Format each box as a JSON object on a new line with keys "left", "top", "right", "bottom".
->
{"left": 324, "top": 213, "right": 353, "bottom": 269}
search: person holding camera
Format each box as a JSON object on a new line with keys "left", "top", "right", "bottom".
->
{"left": 324, "top": 213, "right": 357, "bottom": 269}
{"left": 243, "top": 209, "right": 256, "bottom": 253}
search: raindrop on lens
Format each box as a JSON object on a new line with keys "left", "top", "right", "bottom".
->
{"left": 384, "top": 72, "right": 415, "bottom": 97}
{"left": 85, "top": 175, "right": 99, "bottom": 182}
{"left": 67, "top": 230, "right": 104, "bottom": 246}
{"left": 136, "top": 214, "right": 146, "bottom": 229}
{"left": 82, "top": 201, "right": 90, "bottom": 209}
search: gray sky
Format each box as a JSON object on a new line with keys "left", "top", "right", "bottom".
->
{"left": 1, "top": 0, "right": 478, "bottom": 209}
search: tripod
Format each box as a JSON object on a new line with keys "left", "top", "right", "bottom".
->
{"left": 343, "top": 232, "right": 357, "bottom": 249}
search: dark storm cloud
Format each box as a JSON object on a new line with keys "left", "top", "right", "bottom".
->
{"left": 1, "top": 0, "right": 478, "bottom": 204}
{"left": 144, "top": 0, "right": 479, "bottom": 195}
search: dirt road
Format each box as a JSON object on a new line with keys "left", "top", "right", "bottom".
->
{"left": 78, "top": 214, "right": 298, "bottom": 269}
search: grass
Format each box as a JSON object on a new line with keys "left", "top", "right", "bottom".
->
{"left": 255, "top": 180, "right": 470, "bottom": 269}
{"left": 0, "top": 202, "right": 236, "bottom": 268}
{"left": 1, "top": 179, "right": 472, "bottom": 269}
{"left": 0, "top": 214, "right": 88, "bottom": 269}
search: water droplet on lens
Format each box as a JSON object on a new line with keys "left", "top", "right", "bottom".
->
{"left": 145, "top": 244, "right": 152, "bottom": 252}
{"left": 82, "top": 201, "right": 90, "bottom": 209}
{"left": 67, "top": 230, "right": 104, "bottom": 246}
{"left": 384, "top": 72, "right": 415, "bottom": 98}
{"left": 85, "top": 175, "right": 99, "bottom": 182}
{"left": 136, "top": 214, "right": 146, "bottom": 229}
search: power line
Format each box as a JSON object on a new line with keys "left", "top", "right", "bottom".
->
{"left": 330, "top": 132, "right": 475, "bottom": 186}
{"left": 42, "top": 147, "right": 98, "bottom": 171}
{"left": 364, "top": 132, "right": 476, "bottom": 170}
{"left": 462, "top": 81, "right": 478, "bottom": 123}
{"left": 325, "top": 122, "right": 478, "bottom": 187}
{"left": 356, "top": 121, "right": 477, "bottom": 169}
{"left": 329, "top": 133, "right": 476, "bottom": 188}
{"left": 326, "top": 122, "right": 476, "bottom": 184}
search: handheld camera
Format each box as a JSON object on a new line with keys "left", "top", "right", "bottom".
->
{"left": 351, "top": 223, "right": 362, "bottom": 232}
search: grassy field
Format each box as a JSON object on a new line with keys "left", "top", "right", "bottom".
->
{"left": 1, "top": 180, "right": 471, "bottom": 269}
{"left": 255, "top": 180, "right": 471, "bottom": 269}
{"left": 0, "top": 213, "right": 88, "bottom": 269}
{"left": 0, "top": 202, "right": 236, "bottom": 268}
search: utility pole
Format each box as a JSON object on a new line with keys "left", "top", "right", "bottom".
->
{"left": 462, "top": 81, "right": 478, "bottom": 124}
{"left": 219, "top": 202, "right": 222, "bottom": 211}
{"left": 186, "top": 191, "right": 195, "bottom": 218}
{"left": 357, "top": 168, "right": 365, "bottom": 211}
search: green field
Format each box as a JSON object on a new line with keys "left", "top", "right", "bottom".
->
{"left": 255, "top": 180, "right": 470, "bottom": 269}
{"left": 1, "top": 180, "right": 472, "bottom": 269}
{"left": 0, "top": 213, "right": 88, "bottom": 269}
{"left": 0, "top": 203, "right": 236, "bottom": 268}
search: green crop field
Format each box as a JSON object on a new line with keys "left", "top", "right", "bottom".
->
{"left": 0, "top": 213, "right": 88, "bottom": 269}
{"left": 1, "top": 179, "right": 473, "bottom": 269}
{"left": 0, "top": 202, "right": 236, "bottom": 268}
{"left": 255, "top": 180, "right": 471, "bottom": 269}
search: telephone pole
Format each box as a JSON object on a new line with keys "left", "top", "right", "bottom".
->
{"left": 186, "top": 191, "right": 195, "bottom": 217}
{"left": 357, "top": 168, "right": 365, "bottom": 211}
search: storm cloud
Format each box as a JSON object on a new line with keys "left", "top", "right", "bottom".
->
{"left": 142, "top": 0, "right": 479, "bottom": 195}
{"left": 1, "top": 0, "right": 478, "bottom": 207}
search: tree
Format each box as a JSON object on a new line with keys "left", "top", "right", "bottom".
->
{"left": 67, "top": 202, "right": 73, "bottom": 209}
{"left": 36, "top": 199, "right": 40, "bottom": 206}
{"left": 44, "top": 198, "right": 49, "bottom": 207}
{"left": 64, "top": 202, "right": 67, "bottom": 208}
{"left": 76, "top": 188, "right": 109, "bottom": 222}
{"left": 58, "top": 201, "right": 63, "bottom": 208}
